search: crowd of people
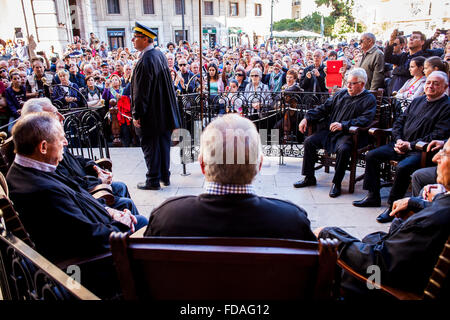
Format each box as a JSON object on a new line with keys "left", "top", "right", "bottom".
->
{"left": 0, "top": 29, "right": 448, "bottom": 143}
{"left": 1, "top": 25, "right": 450, "bottom": 300}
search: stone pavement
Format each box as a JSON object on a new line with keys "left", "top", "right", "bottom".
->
{"left": 110, "top": 147, "right": 391, "bottom": 239}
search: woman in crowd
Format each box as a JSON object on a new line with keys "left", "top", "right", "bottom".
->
{"left": 81, "top": 75, "right": 104, "bottom": 108}
{"left": 122, "top": 64, "right": 133, "bottom": 86}
{"left": 234, "top": 66, "right": 248, "bottom": 92}
{"left": 5, "top": 71, "right": 27, "bottom": 132}
{"left": 207, "top": 63, "right": 224, "bottom": 94}
{"left": 395, "top": 56, "right": 426, "bottom": 101}
{"left": 245, "top": 68, "right": 269, "bottom": 114}
{"left": 52, "top": 69, "right": 82, "bottom": 109}
{"left": 268, "top": 61, "right": 285, "bottom": 92}
{"left": 424, "top": 56, "right": 449, "bottom": 77}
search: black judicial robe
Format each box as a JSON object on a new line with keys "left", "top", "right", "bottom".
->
{"left": 145, "top": 194, "right": 317, "bottom": 241}
{"left": 131, "top": 47, "right": 181, "bottom": 137}
{"left": 6, "top": 163, "right": 130, "bottom": 262}
{"left": 305, "top": 89, "right": 377, "bottom": 153}
{"left": 320, "top": 193, "right": 450, "bottom": 296}
{"left": 392, "top": 95, "right": 450, "bottom": 149}
{"left": 56, "top": 148, "right": 101, "bottom": 192}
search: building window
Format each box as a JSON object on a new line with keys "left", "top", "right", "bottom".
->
{"left": 204, "top": 1, "right": 214, "bottom": 15}
{"left": 143, "top": 0, "right": 154, "bottom": 14}
{"left": 107, "top": 0, "right": 120, "bottom": 14}
{"left": 229, "top": 2, "right": 239, "bottom": 16}
{"left": 175, "top": 30, "right": 188, "bottom": 44}
{"left": 175, "top": 0, "right": 185, "bottom": 15}
{"left": 255, "top": 3, "right": 262, "bottom": 16}
{"left": 107, "top": 28, "right": 125, "bottom": 49}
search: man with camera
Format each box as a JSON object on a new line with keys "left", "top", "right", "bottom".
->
{"left": 25, "top": 57, "right": 53, "bottom": 99}
{"left": 299, "top": 49, "right": 327, "bottom": 93}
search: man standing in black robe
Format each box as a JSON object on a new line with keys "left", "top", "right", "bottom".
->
{"left": 353, "top": 71, "right": 450, "bottom": 223}
{"left": 131, "top": 22, "right": 181, "bottom": 190}
{"left": 294, "top": 68, "right": 377, "bottom": 198}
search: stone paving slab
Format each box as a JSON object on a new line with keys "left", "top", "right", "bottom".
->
{"left": 109, "top": 147, "right": 391, "bottom": 238}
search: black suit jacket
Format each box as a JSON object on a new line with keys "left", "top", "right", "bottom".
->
{"left": 6, "top": 163, "right": 129, "bottom": 262}
{"left": 131, "top": 47, "right": 181, "bottom": 137}
{"left": 145, "top": 193, "right": 316, "bottom": 241}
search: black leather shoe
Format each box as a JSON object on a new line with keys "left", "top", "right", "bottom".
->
{"left": 329, "top": 184, "right": 341, "bottom": 198}
{"left": 376, "top": 207, "right": 394, "bottom": 223}
{"left": 352, "top": 193, "right": 381, "bottom": 207}
{"left": 161, "top": 180, "right": 170, "bottom": 187}
{"left": 293, "top": 176, "right": 317, "bottom": 188}
{"left": 137, "top": 182, "right": 161, "bottom": 190}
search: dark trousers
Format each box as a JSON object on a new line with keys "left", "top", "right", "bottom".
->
{"left": 302, "top": 130, "right": 352, "bottom": 185}
{"left": 140, "top": 131, "right": 172, "bottom": 186}
{"left": 363, "top": 142, "right": 421, "bottom": 204}
{"left": 411, "top": 166, "right": 437, "bottom": 197}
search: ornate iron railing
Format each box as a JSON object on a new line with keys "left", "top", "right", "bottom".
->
{"left": 0, "top": 222, "right": 99, "bottom": 300}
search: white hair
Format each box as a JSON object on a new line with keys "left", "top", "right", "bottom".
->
{"left": 348, "top": 67, "right": 368, "bottom": 84}
{"left": 200, "top": 114, "right": 262, "bottom": 185}
{"left": 428, "top": 71, "right": 449, "bottom": 86}
{"left": 22, "top": 98, "right": 53, "bottom": 116}
{"left": 250, "top": 68, "right": 262, "bottom": 78}
{"left": 313, "top": 49, "right": 324, "bottom": 57}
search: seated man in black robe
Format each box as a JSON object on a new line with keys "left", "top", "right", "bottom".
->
{"left": 314, "top": 138, "right": 450, "bottom": 298}
{"left": 144, "top": 114, "right": 316, "bottom": 241}
{"left": 353, "top": 71, "right": 450, "bottom": 223}
{"left": 21, "top": 98, "right": 140, "bottom": 216}
{"left": 6, "top": 113, "right": 147, "bottom": 263}
{"left": 294, "top": 68, "right": 377, "bottom": 198}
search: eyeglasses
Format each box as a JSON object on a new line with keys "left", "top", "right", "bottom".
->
{"left": 0, "top": 69, "right": 6, "bottom": 73}
{"left": 179, "top": 64, "right": 187, "bottom": 66}
{"left": 437, "top": 149, "right": 449, "bottom": 158}
{"left": 250, "top": 74, "right": 259, "bottom": 77}
{"left": 236, "top": 73, "right": 245, "bottom": 76}
{"left": 392, "top": 43, "right": 398, "bottom": 47}
{"left": 347, "top": 81, "right": 362, "bottom": 86}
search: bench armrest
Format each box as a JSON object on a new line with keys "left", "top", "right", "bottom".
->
{"left": 415, "top": 141, "right": 429, "bottom": 152}
{"left": 95, "top": 158, "right": 112, "bottom": 172}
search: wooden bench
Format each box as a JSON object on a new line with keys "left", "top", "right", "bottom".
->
{"left": 109, "top": 233, "right": 339, "bottom": 300}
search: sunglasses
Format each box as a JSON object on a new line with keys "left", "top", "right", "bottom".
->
{"left": 250, "top": 74, "right": 259, "bottom": 77}
{"left": 0, "top": 69, "right": 7, "bottom": 73}
{"left": 236, "top": 73, "right": 245, "bottom": 76}
{"left": 179, "top": 64, "right": 187, "bottom": 66}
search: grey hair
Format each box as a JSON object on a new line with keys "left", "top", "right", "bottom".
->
{"left": 12, "top": 113, "right": 62, "bottom": 156}
{"left": 250, "top": 68, "right": 262, "bottom": 78}
{"left": 313, "top": 49, "right": 324, "bottom": 57}
{"left": 22, "top": 98, "right": 53, "bottom": 116}
{"left": 83, "top": 63, "right": 93, "bottom": 71}
{"left": 199, "top": 114, "right": 262, "bottom": 185}
{"left": 363, "top": 33, "right": 376, "bottom": 43}
{"left": 348, "top": 67, "right": 368, "bottom": 84}
{"left": 428, "top": 71, "right": 449, "bottom": 85}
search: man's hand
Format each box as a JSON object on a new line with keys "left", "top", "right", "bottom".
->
{"left": 93, "top": 165, "right": 113, "bottom": 184}
{"left": 394, "top": 139, "right": 411, "bottom": 154}
{"left": 427, "top": 140, "right": 444, "bottom": 152}
{"left": 313, "top": 68, "right": 320, "bottom": 77}
{"left": 389, "top": 29, "right": 398, "bottom": 45}
{"left": 106, "top": 208, "right": 137, "bottom": 232}
{"left": 133, "top": 119, "right": 141, "bottom": 128}
{"left": 390, "top": 197, "right": 410, "bottom": 218}
{"left": 313, "top": 226, "right": 325, "bottom": 238}
{"left": 298, "top": 118, "right": 308, "bottom": 134}
{"left": 329, "top": 122, "right": 343, "bottom": 132}
{"left": 422, "top": 184, "right": 446, "bottom": 202}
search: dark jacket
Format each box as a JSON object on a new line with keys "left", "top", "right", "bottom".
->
{"left": 145, "top": 193, "right": 317, "bottom": 241}
{"left": 131, "top": 47, "right": 181, "bottom": 137}
{"left": 51, "top": 82, "right": 82, "bottom": 109}
{"left": 5, "top": 85, "right": 27, "bottom": 118}
{"left": 6, "top": 162, "right": 129, "bottom": 262}
{"left": 69, "top": 72, "right": 86, "bottom": 88}
{"left": 392, "top": 95, "right": 450, "bottom": 150}
{"left": 305, "top": 89, "right": 377, "bottom": 153}
{"left": 300, "top": 63, "right": 327, "bottom": 93}
{"left": 320, "top": 193, "right": 450, "bottom": 296}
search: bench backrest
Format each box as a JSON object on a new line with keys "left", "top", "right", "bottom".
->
{"left": 109, "top": 233, "right": 338, "bottom": 300}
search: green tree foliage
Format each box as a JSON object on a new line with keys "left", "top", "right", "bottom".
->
{"left": 332, "top": 16, "right": 353, "bottom": 38}
{"left": 315, "top": 0, "right": 355, "bottom": 25}
{"left": 273, "top": 12, "right": 335, "bottom": 37}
